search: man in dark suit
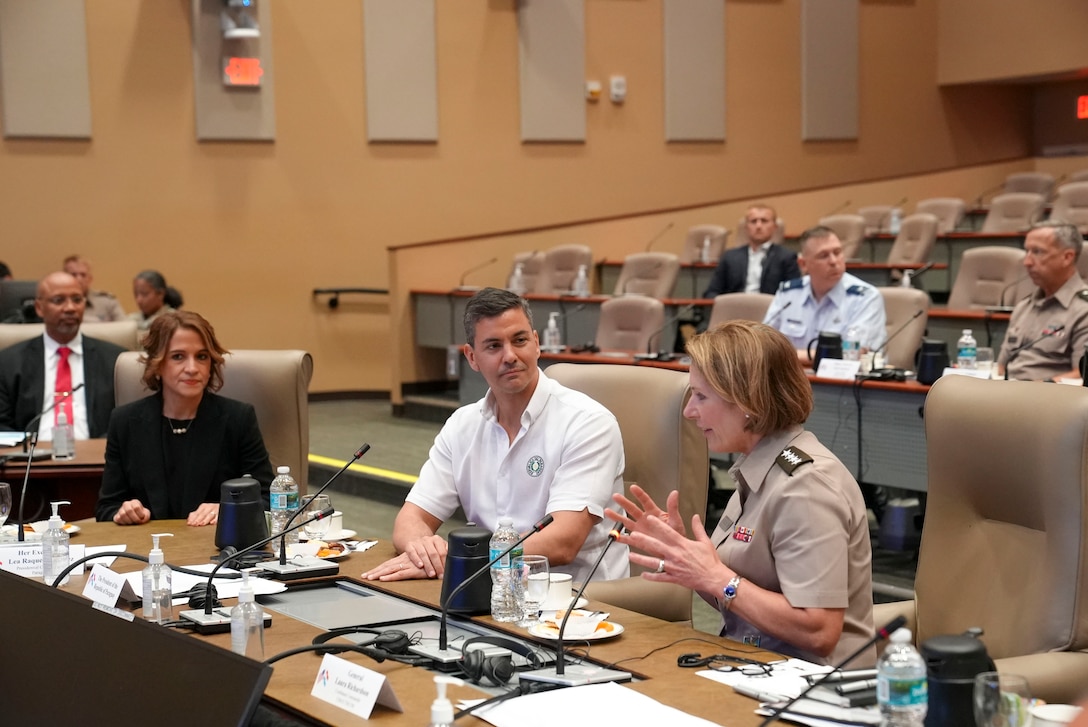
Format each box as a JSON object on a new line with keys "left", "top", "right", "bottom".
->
{"left": 0, "top": 271, "right": 125, "bottom": 439}
{"left": 702, "top": 204, "right": 801, "bottom": 298}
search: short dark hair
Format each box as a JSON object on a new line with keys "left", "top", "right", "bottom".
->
{"left": 798, "top": 225, "right": 837, "bottom": 254}
{"left": 140, "top": 310, "right": 228, "bottom": 392}
{"left": 135, "top": 269, "right": 184, "bottom": 309}
{"left": 463, "top": 287, "right": 534, "bottom": 346}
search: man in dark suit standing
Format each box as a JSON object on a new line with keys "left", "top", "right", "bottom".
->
{"left": 702, "top": 204, "right": 801, "bottom": 298}
{"left": 0, "top": 271, "right": 125, "bottom": 440}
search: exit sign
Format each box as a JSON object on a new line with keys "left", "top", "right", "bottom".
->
{"left": 223, "top": 57, "right": 263, "bottom": 87}
{"left": 1078, "top": 95, "right": 1088, "bottom": 120}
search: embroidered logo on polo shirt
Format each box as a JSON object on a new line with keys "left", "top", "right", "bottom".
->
{"left": 733, "top": 525, "right": 755, "bottom": 543}
{"left": 526, "top": 455, "right": 545, "bottom": 477}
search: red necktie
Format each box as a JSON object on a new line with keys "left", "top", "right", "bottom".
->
{"left": 55, "top": 346, "right": 73, "bottom": 425}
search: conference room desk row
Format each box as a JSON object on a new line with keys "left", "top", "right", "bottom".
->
{"left": 457, "top": 351, "right": 930, "bottom": 492}
{"left": 1, "top": 437, "right": 106, "bottom": 523}
{"left": 40, "top": 520, "right": 777, "bottom": 726}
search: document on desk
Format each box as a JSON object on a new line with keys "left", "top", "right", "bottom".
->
{"left": 0, "top": 430, "right": 25, "bottom": 446}
{"left": 470, "top": 682, "right": 724, "bottom": 727}
{"left": 121, "top": 563, "right": 287, "bottom": 602}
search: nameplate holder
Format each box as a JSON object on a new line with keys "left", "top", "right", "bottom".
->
{"left": 310, "top": 653, "right": 403, "bottom": 719}
{"left": 0, "top": 542, "right": 86, "bottom": 579}
{"left": 83, "top": 562, "right": 137, "bottom": 607}
{"left": 816, "top": 358, "right": 861, "bottom": 380}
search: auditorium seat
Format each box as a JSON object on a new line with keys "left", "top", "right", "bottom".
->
{"left": 876, "top": 287, "right": 929, "bottom": 370}
{"left": 706, "top": 293, "right": 773, "bottom": 329}
{"left": 0, "top": 320, "right": 141, "bottom": 352}
{"left": 594, "top": 296, "right": 665, "bottom": 353}
{"left": 874, "top": 376, "right": 1088, "bottom": 704}
{"left": 857, "top": 205, "right": 900, "bottom": 235}
{"left": 546, "top": 363, "right": 709, "bottom": 624}
{"left": 1069, "top": 169, "right": 1088, "bottom": 184}
{"left": 114, "top": 349, "right": 313, "bottom": 490}
{"left": 1049, "top": 182, "right": 1088, "bottom": 234}
{"left": 818, "top": 214, "right": 867, "bottom": 259}
{"left": 508, "top": 250, "right": 547, "bottom": 293}
{"left": 611, "top": 252, "right": 680, "bottom": 298}
{"left": 980, "top": 193, "right": 1045, "bottom": 233}
{"left": 946, "top": 246, "right": 1028, "bottom": 310}
{"left": 885, "top": 213, "right": 939, "bottom": 278}
{"left": 681, "top": 224, "right": 729, "bottom": 264}
{"left": 915, "top": 197, "right": 967, "bottom": 234}
{"left": 539, "top": 244, "right": 593, "bottom": 294}
{"left": 1003, "top": 171, "right": 1055, "bottom": 198}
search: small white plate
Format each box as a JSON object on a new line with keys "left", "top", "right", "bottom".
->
{"left": 300, "top": 528, "right": 356, "bottom": 542}
{"left": 21, "top": 522, "right": 81, "bottom": 536}
{"left": 529, "top": 619, "right": 624, "bottom": 641}
{"left": 285, "top": 542, "right": 351, "bottom": 560}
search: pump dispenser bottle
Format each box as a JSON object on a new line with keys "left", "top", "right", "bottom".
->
{"left": 41, "top": 500, "right": 71, "bottom": 586}
{"left": 231, "top": 571, "right": 265, "bottom": 659}
{"left": 543, "top": 312, "right": 563, "bottom": 352}
{"left": 142, "top": 533, "right": 175, "bottom": 623}
{"left": 429, "top": 675, "right": 463, "bottom": 727}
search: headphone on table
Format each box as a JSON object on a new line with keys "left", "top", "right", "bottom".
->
{"left": 458, "top": 636, "right": 545, "bottom": 686}
{"left": 311, "top": 626, "right": 431, "bottom": 666}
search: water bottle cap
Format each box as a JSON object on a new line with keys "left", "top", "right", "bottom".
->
{"left": 276, "top": 466, "right": 290, "bottom": 475}
{"left": 890, "top": 627, "right": 912, "bottom": 643}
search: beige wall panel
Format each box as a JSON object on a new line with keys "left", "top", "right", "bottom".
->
{"left": 801, "top": 0, "right": 857, "bottom": 140}
{"left": 363, "top": 0, "right": 437, "bottom": 142}
{"left": 0, "top": 0, "right": 92, "bottom": 138}
{"left": 663, "top": 0, "right": 725, "bottom": 142}
{"left": 518, "top": 0, "right": 585, "bottom": 142}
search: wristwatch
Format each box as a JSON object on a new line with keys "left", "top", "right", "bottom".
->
{"left": 722, "top": 576, "right": 742, "bottom": 609}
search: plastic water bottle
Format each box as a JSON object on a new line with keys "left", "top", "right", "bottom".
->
{"left": 889, "top": 208, "right": 902, "bottom": 235}
{"left": 230, "top": 572, "right": 265, "bottom": 659}
{"left": 269, "top": 466, "right": 299, "bottom": 556}
{"left": 489, "top": 517, "right": 522, "bottom": 622}
{"left": 842, "top": 325, "right": 861, "bottom": 361}
{"left": 51, "top": 410, "right": 74, "bottom": 461}
{"left": 543, "top": 311, "right": 563, "bottom": 353}
{"left": 957, "top": 329, "right": 977, "bottom": 369}
{"left": 41, "top": 500, "right": 71, "bottom": 586}
{"left": 572, "top": 264, "right": 590, "bottom": 298}
{"left": 508, "top": 262, "right": 526, "bottom": 296}
{"left": 142, "top": 533, "right": 174, "bottom": 623}
{"left": 699, "top": 235, "right": 713, "bottom": 264}
{"left": 877, "top": 627, "right": 928, "bottom": 727}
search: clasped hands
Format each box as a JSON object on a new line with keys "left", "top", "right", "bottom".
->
{"left": 364, "top": 533, "right": 448, "bottom": 581}
{"left": 113, "top": 499, "right": 219, "bottom": 527}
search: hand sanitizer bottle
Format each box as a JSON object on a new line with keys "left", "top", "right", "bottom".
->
{"left": 429, "top": 675, "right": 464, "bottom": 727}
{"left": 543, "top": 312, "right": 563, "bottom": 353}
{"left": 573, "top": 264, "right": 590, "bottom": 298}
{"left": 231, "top": 572, "right": 265, "bottom": 659}
{"left": 41, "top": 500, "right": 71, "bottom": 586}
{"left": 51, "top": 410, "right": 74, "bottom": 461}
{"left": 142, "top": 533, "right": 174, "bottom": 624}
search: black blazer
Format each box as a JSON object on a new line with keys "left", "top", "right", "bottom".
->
{"left": 0, "top": 334, "right": 126, "bottom": 437}
{"left": 702, "top": 243, "right": 801, "bottom": 298}
{"left": 95, "top": 392, "right": 273, "bottom": 522}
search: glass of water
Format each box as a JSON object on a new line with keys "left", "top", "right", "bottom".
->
{"left": 975, "top": 347, "right": 995, "bottom": 379}
{"left": 301, "top": 494, "right": 332, "bottom": 541}
{"left": 513, "top": 555, "right": 550, "bottom": 627}
{"left": 0, "top": 482, "right": 11, "bottom": 532}
{"left": 974, "top": 671, "right": 1033, "bottom": 727}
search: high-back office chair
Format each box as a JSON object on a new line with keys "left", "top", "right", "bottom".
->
{"left": 114, "top": 349, "right": 313, "bottom": 490}
{"left": 981, "top": 193, "right": 1045, "bottom": 233}
{"left": 857, "top": 205, "right": 900, "bottom": 235}
{"left": 945, "top": 246, "right": 1028, "bottom": 310}
{"left": 1003, "top": 171, "right": 1055, "bottom": 198}
{"left": 508, "top": 251, "right": 547, "bottom": 293}
{"left": 1049, "top": 182, "right": 1088, "bottom": 234}
{"left": 1070, "top": 169, "right": 1088, "bottom": 184}
{"left": 0, "top": 320, "right": 141, "bottom": 352}
{"left": 873, "top": 376, "right": 1088, "bottom": 703}
{"left": 885, "top": 213, "right": 939, "bottom": 275}
{"left": 915, "top": 197, "right": 967, "bottom": 234}
{"left": 875, "top": 287, "right": 929, "bottom": 370}
{"left": 706, "top": 293, "right": 773, "bottom": 329}
{"left": 733, "top": 215, "right": 786, "bottom": 248}
{"left": 681, "top": 224, "right": 729, "bottom": 264}
{"left": 539, "top": 244, "right": 593, "bottom": 294}
{"left": 1080, "top": 242, "right": 1088, "bottom": 283}
{"left": 546, "top": 363, "right": 709, "bottom": 624}
{"left": 611, "top": 252, "right": 680, "bottom": 298}
{"left": 818, "top": 214, "right": 867, "bottom": 259}
{"left": 594, "top": 296, "right": 665, "bottom": 352}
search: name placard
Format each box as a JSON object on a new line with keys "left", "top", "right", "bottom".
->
{"left": 816, "top": 358, "right": 861, "bottom": 380}
{"left": 0, "top": 542, "right": 86, "bottom": 579}
{"left": 310, "top": 653, "right": 402, "bottom": 719}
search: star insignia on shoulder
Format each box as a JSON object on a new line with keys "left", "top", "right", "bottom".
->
{"left": 776, "top": 446, "right": 813, "bottom": 475}
{"left": 846, "top": 285, "right": 868, "bottom": 296}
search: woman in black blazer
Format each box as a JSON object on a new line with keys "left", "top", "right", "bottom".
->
{"left": 96, "top": 310, "right": 273, "bottom": 526}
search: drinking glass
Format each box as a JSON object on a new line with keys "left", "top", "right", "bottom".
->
{"left": 301, "top": 494, "right": 332, "bottom": 541}
{"left": 974, "top": 671, "right": 1033, "bottom": 727}
{"left": 0, "top": 482, "right": 11, "bottom": 530}
{"left": 513, "top": 555, "right": 550, "bottom": 627}
{"left": 975, "top": 347, "right": 995, "bottom": 379}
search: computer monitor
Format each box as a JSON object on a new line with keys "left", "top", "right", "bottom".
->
{"left": 0, "top": 279, "right": 38, "bottom": 322}
{"left": 0, "top": 569, "right": 272, "bottom": 726}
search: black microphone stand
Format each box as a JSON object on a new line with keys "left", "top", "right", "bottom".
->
{"left": 634, "top": 304, "right": 695, "bottom": 362}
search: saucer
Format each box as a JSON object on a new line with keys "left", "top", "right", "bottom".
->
{"left": 300, "top": 528, "right": 356, "bottom": 542}
{"left": 540, "top": 596, "right": 588, "bottom": 613}
{"left": 529, "top": 619, "right": 623, "bottom": 641}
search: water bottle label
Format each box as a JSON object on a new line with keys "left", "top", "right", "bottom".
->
{"left": 270, "top": 492, "right": 287, "bottom": 511}
{"left": 878, "top": 677, "right": 928, "bottom": 707}
{"left": 489, "top": 547, "right": 510, "bottom": 568}
{"left": 285, "top": 491, "right": 299, "bottom": 510}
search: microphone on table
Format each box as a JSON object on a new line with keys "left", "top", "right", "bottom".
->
{"left": 179, "top": 504, "right": 336, "bottom": 633}
{"left": 972, "top": 181, "right": 1006, "bottom": 208}
{"left": 256, "top": 443, "right": 370, "bottom": 579}
{"left": 861, "top": 309, "right": 925, "bottom": 379}
{"left": 755, "top": 615, "right": 907, "bottom": 727}
{"left": 519, "top": 526, "right": 631, "bottom": 687}
{"left": 16, "top": 383, "right": 85, "bottom": 542}
{"left": 546, "top": 300, "right": 591, "bottom": 349}
{"left": 409, "top": 514, "right": 554, "bottom": 664}
{"left": 633, "top": 304, "right": 696, "bottom": 362}
{"left": 644, "top": 222, "right": 675, "bottom": 252}
{"left": 1003, "top": 324, "right": 1065, "bottom": 381}
{"left": 905, "top": 261, "right": 935, "bottom": 282}
{"left": 455, "top": 257, "right": 498, "bottom": 290}
{"left": 824, "top": 199, "right": 852, "bottom": 217}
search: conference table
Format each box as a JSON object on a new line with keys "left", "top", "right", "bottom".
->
{"left": 0, "top": 437, "right": 106, "bottom": 523}
{"left": 48, "top": 520, "right": 778, "bottom": 726}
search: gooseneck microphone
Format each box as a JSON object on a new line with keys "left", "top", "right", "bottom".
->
{"left": 905, "top": 261, "right": 935, "bottom": 283}
{"left": 1003, "top": 324, "right": 1065, "bottom": 380}
{"left": 519, "top": 527, "right": 631, "bottom": 686}
{"left": 755, "top": 615, "right": 907, "bottom": 726}
{"left": 16, "top": 382, "right": 86, "bottom": 541}
{"left": 179, "top": 504, "right": 335, "bottom": 633}
{"left": 764, "top": 300, "right": 793, "bottom": 331}
{"left": 410, "top": 514, "right": 554, "bottom": 664}
{"left": 644, "top": 222, "right": 675, "bottom": 252}
{"left": 634, "top": 304, "right": 696, "bottom": 362}
{"left": 867, "top": 309, "right": 925, "bottom": 371}
{"left": 456, "top": 257, "right": 499, "bottom": 290}
{"left": 972, "top": 181, "right": 1006, "bottom": 208}
{"left": 992, "top": 274, "right": 1030, "bottom": 311}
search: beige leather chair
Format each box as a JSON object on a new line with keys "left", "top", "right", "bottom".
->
{"left": 1049, "top": 182, "right": 1088, "bottom": 234}
{"left": 540, "top": 244, "right": 593, "bottom": 294}
{"left": 886, "top": 213, "right": 939, "bottom": 276}
{"left": 946, "top": 246, "right": 1028, "bottom": 310}
{"left": 915, "top": 197, "right": 967, "bottom": 234}
{"left": 0, "top": 320, "right": 141, "bottom": 352}
{"left": 981, "top": 193, "right": 1045, "bottom": 233}
{"left": 612, "top": 252, "right": 680, "bottom": 298}
{"left": 733, "top": 215, "right": 786, "bottom": 248}
{"left": 874, "top": 376, "right": 1088, "bottom": 704}
{"left": 875, "top": 288, "right": 929, "bottom": 370}
{"left": 819, "top": 214, "right": 867, "bottom": 259}
{"left": 681, "top": 224, "right": 729, "bottom": 264}
{"left": 594, "top": 296, "right": 665, "bottom": 353}
{"left": 546, "top": 363, "right": 709, "bottom": 624}
{"left": 858, "top": 205, "right": 901, "bottom": 235}
{"left": 509, "top": 251, "right": 547, "bottom": 294}
{"left": 1080, "top": 242, "right": 1088, "bottom": 283}
{"left": 706, "top": 293, "right": 774, "bottom": 329}
{"left": 1070, "top": 169, "right": 1088, "bottom": 184}
{"left": 1004, "top": 171, "right": 1055, "bottom": 198}
{"left": 114, "top": 349, "right": 314, "bottom": 490}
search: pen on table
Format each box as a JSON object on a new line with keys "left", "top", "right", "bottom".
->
{"left": 805, "top": 668, "right": 878, "bottom": 684}
{"left": 732, "top": 683, "right": 790, "bottom": 704}
{"left": 836, "top": 678, "right": 879, "bottom": 695}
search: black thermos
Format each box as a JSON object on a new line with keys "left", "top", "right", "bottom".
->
{"left": 440, "top": 524, "right": 493, "bottom": 615}
{"left": 920, "top": 631, "right": 995, "bottom": 727}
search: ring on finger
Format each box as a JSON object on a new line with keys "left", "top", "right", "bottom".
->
{"left": 656, "top": 559, "right": 666, "bottom": 574}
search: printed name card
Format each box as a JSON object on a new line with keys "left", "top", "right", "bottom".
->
{"left": 82, "top": 562, "right": 138, "bottom": 607}
{"left": 311, "top": 653, "right": 402, "bottom": 719}
{"left": 816, "top": 358, "right": 861, "bottom": 380}
{"left": 0, "top": 542, "right": 86, "bottom": 579}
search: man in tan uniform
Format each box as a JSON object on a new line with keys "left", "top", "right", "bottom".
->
{"left": 997, "top": 222, "right": 1088, "bottom": 381}
{"left": 63, "top": 255, "right": 126, "bottom": 322}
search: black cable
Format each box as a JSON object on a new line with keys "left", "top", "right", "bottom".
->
{"left": 604, "top": 636, "right": 766, "bottom": 669}
{"left": 453, "top": 680, "right": 564, "bottom": 721}
{"left": 48, "top": 550, "right": 244, "bottom": 588}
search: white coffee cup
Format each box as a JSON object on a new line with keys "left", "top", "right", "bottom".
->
{"left": 545, "top": 572, "right": 573, "bottom": 610}
{"left": 1030, "top": 704, "right": 1083, "bottom": 727}
{"left": 329, "top": 510, "right": 343, "bottom": 534}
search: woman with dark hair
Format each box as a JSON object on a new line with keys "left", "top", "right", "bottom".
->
{"left": 607, "top": 320, "right": 875, "bottom": 666}
{"left": 96, "top": 310, "right": 272, "bottom": 526}
{"left": 130, "top": 269, "right": 183, "bottom": 331}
